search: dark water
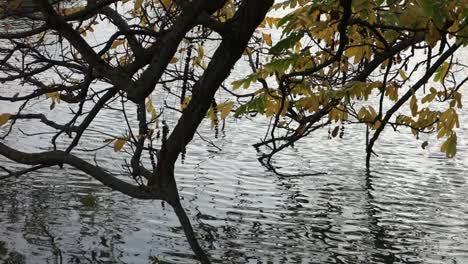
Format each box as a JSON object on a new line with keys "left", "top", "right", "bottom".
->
{"left": 1, "top": 16, "right": 468, "bottom": 264}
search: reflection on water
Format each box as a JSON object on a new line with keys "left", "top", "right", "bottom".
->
{"left": 1, "top": 13, "right": 468, "bottom": 264}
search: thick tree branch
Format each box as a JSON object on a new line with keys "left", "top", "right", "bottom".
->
{"left": 0, "top": 141, "right": 163, "bottom": 199}
{"left": 155, "top": 0, "right": 274, "bottom": 173}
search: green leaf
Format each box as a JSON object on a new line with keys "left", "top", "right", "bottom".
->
{"left": 421, "top": 0, "right": 435, "bottom": 18}
{"left": 80, "top": 193, "right": 97, "bottom": 207}
{"left": 433, "top": 62, "right": 450, "bottom": 83}
{"left": 269, "top": 32, "right": 304, "bottom": 54}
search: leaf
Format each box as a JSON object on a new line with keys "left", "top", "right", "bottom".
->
{"left": 421, "top": 91, "right": 436, "bottom": 104}
{"left": 440, "top": 133, "right": 457, "bottom": 158}
{"left": 410, "top": 95, "right": 418, "bottom": 117}
{"left": 0, "top": 113, "right": 12, "bottom": 127}
{"left": 146, "top": 98, "right": 158, "bottom": 120}
{"left": 219, "top": 102, "right": 234, "bottom": 119}
{"left": 181, "top": 97, "right": 191, "bottom": 110}
{"left": 421, "top": 0, "right": 435, "bottom": 17}
{"left": 345, "top": 46, "right": 366, "bottom": 64}
{"left": 198, "top": 45, "right": 204, "bottom": 58}
{"left": 358, "top": 107, "right": 368, "bottom": 120}
{"left": 114, "top": 138, "right": 126, "bottom": 152}
{"left": 146, "top": 98, "right": 155, "bottom": 113}
{"left": 134, "top": 0, "right": 143, "bottom": 11}
{"left": 60, "top": 6, "right": 85, "bottom": 15}
{"left": 7, "top": 0, "right": 23, "bottom": 10}
{"left": 269, "top": 32, "right": 304, "bottom": 54}
{"left": 433, "top": 62, "right": 450, "bottom": 83}
{"left": 262, "top": 33, "right": 273, "bottom": 46}
{"left": 426, "top": 21, "right": 440, "bottom": 48}
{"left": 111, "top": 39, "right": 125, "bottom": 49}
{"left": 231, "top": 80, "right": 243, "bottom": 90}
{"left": 264, "top": 17, "right": 278, "bottom": 28}
{"left": 453, "top": 92, "right": 463, "bottom": 108}
{"left": 437, "top": 127, "right": 447, "bottom": 139}
{"left": 372, "top": 120, "right": 382, "bottom": 130}
{"left": 399, "top": 70, "right": 408, "bottom": 80}
{"left": 234, "top": 104, "right": 247, "bottom": 117}
{"left": 170, "top": 57, "right": 179, "bottom": 64}
{"left": 385, "top": 84, "right": 399, "bottom": 101}
{"left": 80, "top": 193, "right": 97, "bottom": 207}
{"left": 368, "top": 106, "right": 378, "bottom": 119}
{"left": 160, "top": 0, "right": 172, "bottom": 8}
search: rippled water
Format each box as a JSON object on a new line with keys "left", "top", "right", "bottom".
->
{"left": 1, "top": 14, "right": 468, "bottom": 264}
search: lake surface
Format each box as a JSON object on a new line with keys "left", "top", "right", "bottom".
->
{"left": 0, "top": 13, "right": 468, "bottom": 264}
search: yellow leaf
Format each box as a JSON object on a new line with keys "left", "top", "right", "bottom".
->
{"left": 453, "top": 92, "right": 463, "bottom": 109}
{"left": 372, "top": 120, "right": 382, "bottom": 130}
{"left": 111, "top": 39, "right": 125, "bottom": 49}
{"left": 160, "top": 0, "right": 172, "bottom": 8}
{"left": 134, "top": 0, "right": 143, "bottom": 10}
{"left": 437, "top": 127, "right": 447, "bottom": 139}
{"left": 441, "top": 108, "right": 459, "bottom": 130}
{"left": 146, "top": 98, "right": 155, "bottom": 113}
{"left": 410, "top": 95, "right": 418, "bottom": 117}
{"left": 358, "top": 107, "right": 368, "bottom": 120}
{"left": 146, "top": 98, "right": 157, "bottom": 120}
{"left": 421, "top": 92, "right": 436, "bottom": 104}
{"left": 79, "top": 28, "right": 87, "bottom": 36}
{"left": 198, "top": 45, "right": 204, "bottom": 58}
{"left": 170, "top": 57, "right": 179, "bottom": 64}
{"left": 368, "top": 106, "right": 377, "bottom": 119}
{"left": 219, "top": 102, "right": 234, "bottom": 119}
{"left": 300, "top": 96, "right": 319, "bottom": 112}
{"left": 114, "top": 138, "right": 126, "bottom": 152}
{"left": 264, "top": 17, "right": 278, "bottom": 28}
{"left": 181, "top": 97, "right": 191, "bottom": 110}
{"left": 426, "top": 22, "right": 440, "bottom": 48}
{"left": 60, "top": 6, "right": 85, "bottom": 15}
{"left": 0, "top": 113, "right": 12, "bottom": 127}
{"left": 440, "top": 133, "right": 457, "bottom": 158}
{"left": 262, "top": 33, "right": 273, "bottom": 46}
{"left": 399, "top": 70, "right": 408, "bottom": 80}
{"left": 46, "top": 91, "right": 60, "bottom": 101}
{"left": 385, "top": 84, "right": 398, "bottom": 101}
{"left": 434, "top": 62, "right": 450, "bottom": 83}
{"left": 345, "top": 46, "right": 365, "bottom": 64}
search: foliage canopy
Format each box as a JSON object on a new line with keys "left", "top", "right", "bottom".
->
{"left": 0, "top": 0, "right": 466, "bottom": 262}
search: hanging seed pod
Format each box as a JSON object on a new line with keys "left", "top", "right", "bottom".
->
{"left": 331, "top": 126, "right": 340, "bottom": 138}
{"left": 181, "top": 147, "right": 186, "bottom": 164}
{"left": 339, "top": 125, "right": 345, "bottom": 139}
{"left": 211, "top": 100, "right": 219, "bottom": 138}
